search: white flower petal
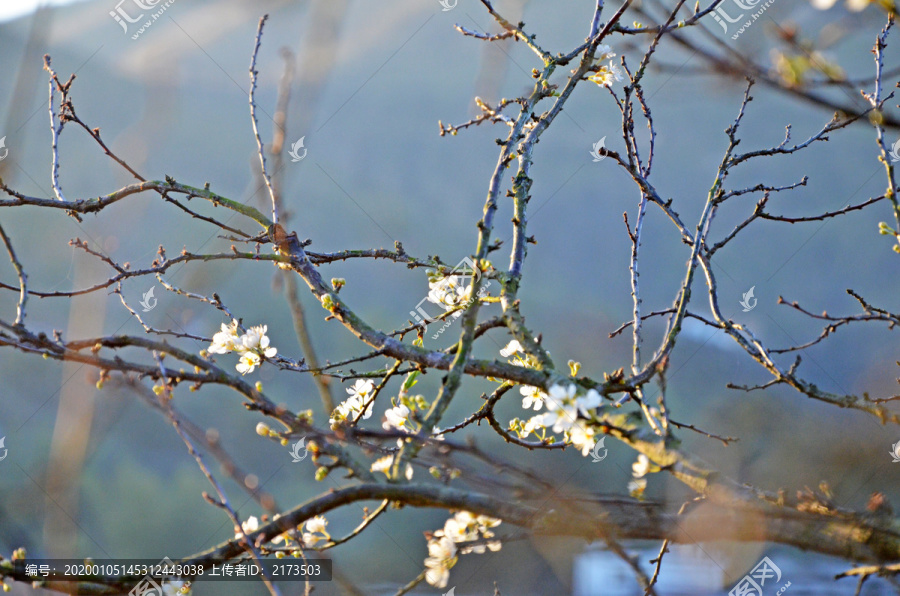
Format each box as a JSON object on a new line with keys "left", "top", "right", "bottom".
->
{"left": 632, "top": 454, "right": 651, "bottom": 478}
{"left": 305, "top": 515, "right": 327, "bottom": 534}
{"left": 500, "top": 340, "right": 524, "bottom": 357}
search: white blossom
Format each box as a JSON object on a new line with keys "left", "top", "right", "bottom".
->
{"left": 441, "top": 514, "right": 475, "bottom": 543}
{"left": 501, "top": 338, "right": 546, "bottom": 369}
{"left": 435, "top": 512, "right": 503, "bottom": 555}
{"left": 539, "top": 384, "right": 579, "bottom": 433}
{"left": 427, "top": 275, "right": 470, "bottom": 312}
{"left": 575, "top": 388, "right": 601, "bottom": 416}
{"left": 588, "top": 61, "right": 624, "bottom": 87}
{"left": 305, "top": 515, "right": 327, "bottom": 534}
{"left": 330, "top": 380, "right": 376, "bottom": 424}
{"left": 519, "top": 385, "right": 546, "bottom": 410}
{"left": 500, "top": 340, "right": 524, "bottom": 357}
{"left": 523, "top": 414, "right": 546, "bottom": 435}
{"left": 236, "top": 351, "right": 261, "bottom": 375}
{"left": 236, "top": 516, "right": 259, "bottom": 539}
{"left": 424, "top": 535, "right": 457, "bottom": 588}
{"left": 632, "top": 454, "right": 651, "bottom": 478}
{"left": 548, "top": 383, "right": 577, "bottom": 403}
{"left": 383, "top": 404, "right": 411, "bottom": 431}
{"left": 596, "top": 44, "right": 616, "bottom": 61}
{"left": 302, "top": 515, "right": 329, "bottom": 547}
{"left": 347, "top": 379, "right": 374, "bottom": 400}
{"left": 569, "top": 423, "right": 597, "bottom": 456}
{"left": 241, "top": 325, "right": 277, "bottom": 357}
{"left": 524, "top": 385, "right": 600, "bottom": 435}
{"left": 424, "top": 512, "right": 501, "bottom": 586}
{"left": 207, "top": 322, "right": 277, "bottom": 375}
{"left": 208, "top": 321, "right": 241, "bottom": 354}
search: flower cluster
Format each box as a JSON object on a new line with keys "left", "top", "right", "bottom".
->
{"left": 427, "top": 274, "right": 472, "bottom": 315}
{"left": 239, "top": 514, "right": 332, "bottom": 552}
{"left": 424, "top": 512, "right": 502, "bottom": 588}
{"left": 508, "top": 386, "right": 603, "bottom": 459}
{"left": 300, "top": 515, "right": 330, "bottom": 547}
{"left": 329, "top": 380, "right": 376, "bottom": 426}
{"left": 207, "top": 321, "right": 277, "bottom": 375}
{"left": 500, "top": 339, "right": 542, "bottom": 368}
{"left": 266, "top": 514, "right": 331, "bottom": 552}
{"left": 382, "top": 393, "right": 433, "bottom": 433}
{"left": 500, "top": 340, "right": 547, "bottom": 409}
{"left": 424, "top": 535, "right": 457, "bottom": 589}
{"left": 587, "top": 44, "right": 624, "bottom": 87}
{"left": 521, "top": 384, "right": 601, "bottom": 435}
{"left": 501, "top": 343, "right": 605, "bottom": 458}
{"left": 371, "top": 384, "right": 439, "bottom": 481}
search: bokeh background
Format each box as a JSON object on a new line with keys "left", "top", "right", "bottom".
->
{"left": 0, "top": 0, "right": 899, "bottom": 593}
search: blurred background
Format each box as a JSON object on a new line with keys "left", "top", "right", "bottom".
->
{"left": 0, "top": 0, "right": 899, "bottom": 593}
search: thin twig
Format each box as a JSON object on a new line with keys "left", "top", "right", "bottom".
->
{"left": 249, "top": 15, "right": 278, "bottom": 225}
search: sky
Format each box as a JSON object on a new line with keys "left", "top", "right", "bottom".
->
{"left": 0, "top": 0, "right": 88, "bottom": 23}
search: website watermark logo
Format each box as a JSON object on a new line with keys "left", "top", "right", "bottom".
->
{"left": 890, "top": 441, "right": 900, "bottom": 462}
{"left": 110, "top": 0, "right": 177, "bottom": 40}
{"left": 589, "top": 436, "right": 608, "bottom": 462}
{"left": 438, "top": 0, "right": 457, "bottom": 11}
{"left": 139, "top": 286, "right": 157, "bottom": 312}
{"left": 289, "top": 137, "right": 307, "bottom": 162}
{"left": 409, "top": 257, "right": 494, "bottom": 340}
{"left": 889, "top": 138, "right": 900, "bottom": 162}
{"left": 289, "top": 437, "right": 308, "bottom": 463}
{"left": 710, "top": 0, "right": 775, "bottom": 40}
{"left": 729, "top": 556, "right": 790, "bottom": 596}
{"left": 0, "top": 436, "right": 7, "bottom": 462}
{"left": 740, "top": 286, "right": 757, "bottom": 312}
{"left": 589, "top": 136, "right": 607, "bottom": 162}
{"left": 0, "top": 136, "right": 8, "bottom": 161}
